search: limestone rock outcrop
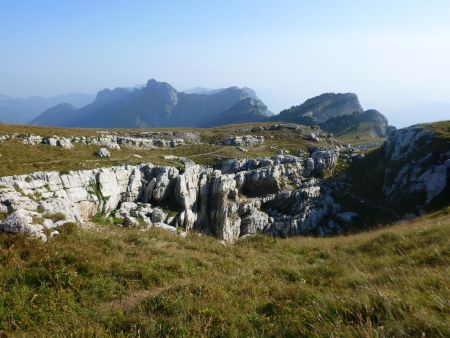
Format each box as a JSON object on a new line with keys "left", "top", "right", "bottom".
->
{"left": 219, "top": 135, "right": 264, "bottom": 147}
{"left": 0, "top": 132, "right": 196, "bottom": 150}
{"left": 0, "top": 150, "right": 349, "bottom": 242}
{"left": 382, "top": 126, "right": 449, "bottom": 205}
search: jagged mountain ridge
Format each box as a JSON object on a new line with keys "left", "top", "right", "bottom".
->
{"left": 205, "top": 97, "right": 270, "bottom": 127}
{"left": 271, "top": 93, "right": 395, "bottom": 137}
{"left": 31, "top": 80, "right": 392, "bottom": 136}
{"left": 32, "top": 80, "right": 271, "bottom": 128}
{"left": 273, "top": 93, "right": 363, "bottom": 124}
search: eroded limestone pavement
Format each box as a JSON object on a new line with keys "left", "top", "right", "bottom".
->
{"left": 0, "top": 149, "right": 347, "bottom": 242}
{"left": 0, "top": 131, "right": 200, "bottom": 150}
{"left": 0, "top": 125, "right": 448, "bottom": 242}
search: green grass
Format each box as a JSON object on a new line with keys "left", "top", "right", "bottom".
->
{"left": 0, "top": 208, "right": 448, "bottom": 337}
{"left": 0, "top": 122, "right": 335, "bottom": 176}
{"left": 424, "top": 120, "right": 450, "bottom": 139}
{"left": 42, "top": 212, "right": 66, "bottom": 222}
{"left": 336, "top": 122, "right": 387, "bottom": 146}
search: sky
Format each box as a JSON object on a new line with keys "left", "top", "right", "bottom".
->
{"left": 0, "top": 0, "right": 449, "bottom": 127}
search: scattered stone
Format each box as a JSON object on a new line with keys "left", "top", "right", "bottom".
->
{"left": 97, "top": 148, "right": 111, "bottom": 158}
{"left": 219, "top": 135, "right": 264, "bottom": 147}
{"left": 1, "top": 132, "right": 196, "bottom": 150}
{"left": 304, "top": 133, "right": 320, "bottom": 142}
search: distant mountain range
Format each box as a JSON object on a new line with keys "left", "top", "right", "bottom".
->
{"left": 270, "top": 93, "right": 395, "bottom": 137}
{"left": 32, "top": 80, "right": 272, "bottom": 128}
{"left": 28, "top": 79, "right": 394, "bottom": 137}
{"left": 0, "top": 93, "right": 94, "bottom": 124}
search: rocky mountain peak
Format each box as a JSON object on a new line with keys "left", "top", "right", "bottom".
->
{"left": 276, "top": 92, "right": 363, "bottom": 124}
{"left": 145, "top": 79, "right": 176, "bottom": 92}
{"left": 95, "top": 87, "right": 134, "bottom": 104}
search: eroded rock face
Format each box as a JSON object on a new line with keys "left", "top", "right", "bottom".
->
{"left": 384, "top": 126, "right": 433, "bottom": 161}
{"left": 384, "top": 161, "right": 448, "bottom": 204}
{"left": 311, "top": 150, "right": 339, "bottom": 171}
{"left": 382, "top": 126, "right": 449, "bottom": 205}
{"left": 0, "top": 151, "right": 349, "bottom": 242}
{"left": 240, "top": 203, "right": 269, "bottom": 235}
{"left": 3, "top": 132, "right": 196, "bottom": 150}
{"left": 219, "top": 135, "right": 264, "bottom": 147}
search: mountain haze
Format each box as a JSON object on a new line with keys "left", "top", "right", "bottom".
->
{"left": 272, "top": 93, "right": 363, "bottom": 124}
{"left": 271, "top": 92, "right": 394, "bottom": 137}
{"left": 32, "top": 80, "right": 271, "bottom": 128}
{"left": 31, "top": 79, "right": 392, "bottom": 137}
{"left": 0, "top": 93, "right": 94, "bottom": 124}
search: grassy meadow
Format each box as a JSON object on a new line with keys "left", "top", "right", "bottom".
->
{"left": 0, "top": 207, "right": 448, "bottom": 337}
{"left": 0, "top": 122, "right": 338, "bottom": 176}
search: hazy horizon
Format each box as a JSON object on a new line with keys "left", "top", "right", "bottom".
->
{"left": 1, "top": 0, "right": 449, "bottom": 127}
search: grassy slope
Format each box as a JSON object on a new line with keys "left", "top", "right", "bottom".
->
{"left": 335, "top": 121, "right": 386, "bottom": 145}
{"left": 0, "top": 207, "right": 449, "bottom": 337}
{"left": 0, "top": 123, "right": 332, "bottom": 176}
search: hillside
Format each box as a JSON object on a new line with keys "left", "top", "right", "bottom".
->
{"left": 0, "top": 122, "right": 335, "bottom": 176}
{"left": 0, "top": 207, "right": 448, "bottom": 336}
{"left": 31, "top": 103, "right": 77, "bottom": 126}
{"left": 320, "top": 109, "right": 394, "bottom": 138}
{"left": 0, "top": 120, "right": 448, "bottom": 336}
{"left": 0, "top": 120, "right": 448, "bottom": 240}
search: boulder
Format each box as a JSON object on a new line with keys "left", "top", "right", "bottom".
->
{"left": 311, "top": 150, "right": 339, "bottom": 171}
{"left": 58, "top": 138, "right": 74, "bottom": 149}
{"left": 97, "top": 148, "right": 111, "bottom": 157}
{"left": 151, "top": 208, "right": 167, "bottom": 223}
{"left": 219, "top": 135, "right": 264, "bottom": 147}
{"left": 0, "top": 210, "right": 47, "bottom": 241}
{"left": 153, "top": 222, "right": 176, "bottom": 232}
{"left": 240, "top": 206, "right": 269, "bottom": 235}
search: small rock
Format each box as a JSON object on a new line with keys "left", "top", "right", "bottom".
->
{"left": 97, "top": 148, "right": 111, "bottom": 158}
{"left": 153, "top": 222, "right": 176, "bottom": 232}
{"left": 151, "top": 208, "right": 167, "bottom": 223}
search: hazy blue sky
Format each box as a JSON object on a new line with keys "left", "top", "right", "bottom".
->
{"left": 1, "top": 0, "right": 449, "bottom": 126}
